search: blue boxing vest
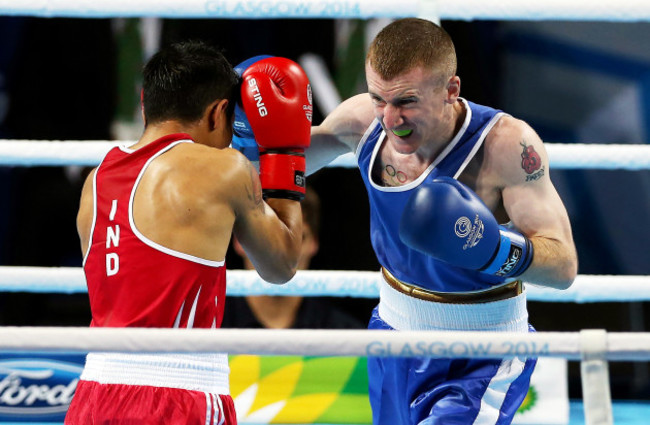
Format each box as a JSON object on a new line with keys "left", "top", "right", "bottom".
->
{"left": 357, "top": 98, "right": 508, "bottom": 292}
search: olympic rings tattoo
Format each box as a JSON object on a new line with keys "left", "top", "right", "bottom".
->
{"left": 384, "top": 164, "right": 408, "bottom": 185}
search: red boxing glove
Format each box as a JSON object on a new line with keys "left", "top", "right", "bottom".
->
{"left": 240, "top": 57, "right": 313, "bottom": 200}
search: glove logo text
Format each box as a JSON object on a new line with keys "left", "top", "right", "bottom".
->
{"left": 496, "top": 246, "right": 522, "bottom": 276}
{"left": 455, "top": 214, "right": 484, "bottom": 250}
{"left": 247, "top": 78, "right": 268, "bottom": 117}
{"left": 294, "top": 171, "right": 306, "bottom": 188}
{"left": 304, "top": 84, "right": 313, "bottom": 122}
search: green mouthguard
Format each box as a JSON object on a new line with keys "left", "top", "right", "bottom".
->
{"left": 392, "top": 129, "right": 413, "bottom": 137}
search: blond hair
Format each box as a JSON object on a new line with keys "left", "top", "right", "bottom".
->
{"left": 366, "top": 18, "right": 457, "bottom": 83}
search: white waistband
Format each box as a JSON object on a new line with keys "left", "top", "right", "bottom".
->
{"left": 378, "top": 277, "right": 529, "bottom": 332}
{"left": 81, "top": 352, "right": 230, "bottom": 394}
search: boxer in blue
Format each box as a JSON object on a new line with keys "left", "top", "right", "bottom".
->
{"left": 237, "top": 18, "right": 577, "bottom": 425}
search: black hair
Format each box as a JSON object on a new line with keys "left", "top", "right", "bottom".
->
{"left": 142, "top": 40, "right": 240, "bottom": 125}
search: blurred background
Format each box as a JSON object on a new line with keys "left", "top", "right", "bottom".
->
{"left": 0, "top": 16, "right": 648, "bottom": 400}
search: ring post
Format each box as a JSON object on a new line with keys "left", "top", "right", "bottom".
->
{"left": 580, "top": 329, "right": 614, "bottom": 425}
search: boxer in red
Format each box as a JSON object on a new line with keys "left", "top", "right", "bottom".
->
{"left": 65, "top": 40, "right": 312, "bottom": 425}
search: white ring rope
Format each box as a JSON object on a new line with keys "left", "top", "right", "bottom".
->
{"left": 0, "top": 327, "right": 648, "bottom": 361}
{"left": 1, "top": 141, "right": 650, "bottom": 170}
{"left": 0, "top": 140, "right": 123, "bottom": 167}
{"left": 0, "top": 267, "right": 648, "bottom": 303}
{"left": 1, "top": 0, "right": 650, "bottom": 21}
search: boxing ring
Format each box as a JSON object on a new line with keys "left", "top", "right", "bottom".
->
{"left": 1, "top": 1, "right": 650, "bottom": 424}
{"left": 3, "top": 151, "right": 650, "bottom": 425}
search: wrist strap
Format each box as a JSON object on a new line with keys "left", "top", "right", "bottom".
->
{"left": 480, "top": 227, "right": 534, "bottom": 278}
{"left": 259, "top": 149, "right": 305, "bottom": 201}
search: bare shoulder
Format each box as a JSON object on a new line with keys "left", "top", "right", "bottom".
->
{"left": 166, "top": 143, "right": 249, "bottom": 179}
{"left": 483, "top": 115, "right": 549, "bottom": 187}
{"left": 315, "top": 93, "right": 375, "bottom": 150}
{"left": 156, "top": 143, "right": 255, "bottom": 201}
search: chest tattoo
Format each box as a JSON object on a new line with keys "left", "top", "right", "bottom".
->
{"left": 382, "top": 163, "right": 409, "bottom": 186}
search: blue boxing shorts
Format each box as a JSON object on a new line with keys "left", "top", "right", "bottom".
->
{"left": 367, "top": 276, "right": 537, "bottom": 425}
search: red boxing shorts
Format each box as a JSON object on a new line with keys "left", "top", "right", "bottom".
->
{"left": 65, "top": 380, "right": 237, "bottom": 425}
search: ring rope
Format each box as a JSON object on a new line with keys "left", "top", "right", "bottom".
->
{"left": 0, "top": 267, "right": 648, "bottom": 303}
{"left": 1, "top": 0, "right": 650, "bottom": 21}
{"left": 1, "top": 141, "right": 650, "bottom": 170}
{"left": 0, "top": 327, "right": 648, "bottom": 361}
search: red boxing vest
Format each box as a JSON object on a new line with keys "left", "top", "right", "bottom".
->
{"left": 83, "top": 133, "right": 227, "bottom": 329}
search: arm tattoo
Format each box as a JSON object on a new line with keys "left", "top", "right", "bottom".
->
{"left": 246, "top": 162, "right": 264, "bottom": 206}
{"left": 520, "top": 140, "right": 545, "bottom": 182}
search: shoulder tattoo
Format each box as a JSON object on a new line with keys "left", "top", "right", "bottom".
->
{"left": 520, "top": 140, "right": 545, "bottom": 182}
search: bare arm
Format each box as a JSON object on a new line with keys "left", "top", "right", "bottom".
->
{"left": 488, "top": 117, "right": 578, "bottom": 289}
{"left": 229, "top": 153, "right": 303, "bottom": 284}
{"left": 308, "top": 93, "right": 376, "bottom": 175}
{"left": 77, "top": 168, "right": 97, "bottom": 256}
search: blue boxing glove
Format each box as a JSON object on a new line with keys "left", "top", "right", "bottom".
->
{"left": 232, "top": 55, "right": 273, "bottom": 162}
{"left": 399, "top": 177, "right": 533, "bottom": 278}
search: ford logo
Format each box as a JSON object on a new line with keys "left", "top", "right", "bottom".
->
{"left": 0, "top": 358, "right": 83, "bottom": 419}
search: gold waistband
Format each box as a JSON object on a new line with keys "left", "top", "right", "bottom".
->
{"left": 381, "top": 267, "right": 522, "bottom": 304}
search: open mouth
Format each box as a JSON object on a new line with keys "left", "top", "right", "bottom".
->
{"left": 392, "top": 129, "right": 413, "bottom": 137}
